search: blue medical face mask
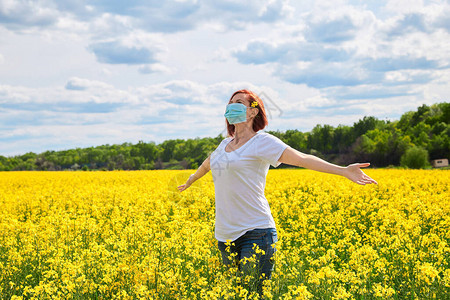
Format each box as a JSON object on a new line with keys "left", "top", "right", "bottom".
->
{"left": 224, "top": 103, "right": 248, "bottom": 124}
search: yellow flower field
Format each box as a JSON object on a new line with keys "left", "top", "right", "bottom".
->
{"left": 0, "top": 169, "right": 449, "bottom": 299}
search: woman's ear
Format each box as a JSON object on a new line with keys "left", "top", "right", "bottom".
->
{"left": 252, "top": 108, "right": 259, "bottom": 118}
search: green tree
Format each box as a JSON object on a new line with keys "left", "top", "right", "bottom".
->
{"left": 284, "top": 129, "right": 308, "bottom": 152}
{"left": 333, "top": 125, "right": 353, "bottom": 153}
{"left": 352, "top": 116, "right": 385, "bottom": 139}
{"left": 428, "top": 128, "right": 450, "bottom": 159}
{"left": 397, "top": 111, "right": 414, "bottom": 132}
{"left": 0, "top": 102, "right": 446, "bottom": 171}
{"left": 400, "top": 146, "right": 430, "bottom": 169}
{"left": 440, "top": 102, "right": 450, "bottom": 123}
{"left": 411, "top": 104, "right": 430, "bottom": 127}
{"left": 160, "top": 139, "right": 183, "bottom": 162}
{"left": 308, "top": 124, "right": 334, "bottom": 154}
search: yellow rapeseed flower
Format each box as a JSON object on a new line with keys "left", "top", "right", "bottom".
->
{"left": 0, "top": 169, "right": 448, "bottom": 298}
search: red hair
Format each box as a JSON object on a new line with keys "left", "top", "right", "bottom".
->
{"left": 226, "top": 89, "right": 268, "bottom": 137}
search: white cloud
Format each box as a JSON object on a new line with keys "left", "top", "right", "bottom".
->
{"left": 89, "top": 40, "right": 157, "bottom": 65}
{"left": 0, "top": 80, "right": 285, "bottom": 155}
{"left": 65, "top": 77, "right": 114, "bottom": 91}
{"left": 230, "top": 0, "right": 450, "bottom": 93}
{"left": 0, "top": 0, "right": 60, "bottom": 29}
{"left": 385, "top": 0, "right": 425, "bottom": 14}
{"left": 1, "top": 0, "right": 450, "bottom": 156}
{"left": 138, "top": 64, "right": 172, "bottom": 74}
{"left": 86, "top": 30, "right": 169, "bottom": 69}
{"left": 1, "top": 0, "right": 295, "bottom": 36}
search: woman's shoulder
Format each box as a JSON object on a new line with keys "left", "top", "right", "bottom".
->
{"left": 257, "top": 131, "right": 271, "bottom": 138}
{"left": 254, "top": 131, "right": 287, "bottom": 147}
{"left": 255, "top": 131, "right": 279, "bottom": 141}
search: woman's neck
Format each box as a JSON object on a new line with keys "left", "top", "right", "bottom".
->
{"left": 232, "top": 124, "right": 256, "bottom": 143}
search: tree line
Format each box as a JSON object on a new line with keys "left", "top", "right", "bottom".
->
{"left": 1, "top": 102, "right": 448, "bottom": 171}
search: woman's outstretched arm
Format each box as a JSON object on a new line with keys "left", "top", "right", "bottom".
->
{"left": 177, "top": 155, "right": 211, "bottom": 192}
{"left": 278, "top": 147, "right": 378, "bottom": 185}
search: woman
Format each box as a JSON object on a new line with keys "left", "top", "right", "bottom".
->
{"left": 178, "top": 89, "right": 377, "bottom": 292}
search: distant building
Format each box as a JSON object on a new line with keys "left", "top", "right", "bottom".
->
{"left": 431, "top": 159, "right": 449, "bottom": 168}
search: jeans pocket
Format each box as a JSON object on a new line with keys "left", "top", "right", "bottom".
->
{"left": 271, "top": 231, "right": 278, "bottom": 244}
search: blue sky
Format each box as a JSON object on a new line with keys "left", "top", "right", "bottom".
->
{"left": 0, "top": 0, "right": 449, "bottom": 156}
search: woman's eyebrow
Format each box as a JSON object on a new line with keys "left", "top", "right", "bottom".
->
{"left": 229, "top": 98, "right": 245, "bottom": 103}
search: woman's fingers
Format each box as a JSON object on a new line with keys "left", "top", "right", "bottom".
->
{"left": 361, "top": 171, "right": 378, "bottom": 184}
{"left": 178, "top": 182, "right": 193, "bottom": 192}
{"left": 365, "top": 175, "right": 378, "bottom": 184}
{"left": 356, "top": 162, "right": 371, "bottom": 168}
{"left": 350, "top": 163, "right": 377, "bottom": 185}
{"left": 358, "top": 179, "right": 376, "bottom": 185}
{"left": 357, "top": 174, "right": 378, "bottom": 185}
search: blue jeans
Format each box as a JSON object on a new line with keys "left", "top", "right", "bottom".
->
{"left": 218, "top": 228, "right": 277, "bottom": 293}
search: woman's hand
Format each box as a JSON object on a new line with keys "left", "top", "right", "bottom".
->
{"left": 178, "top": 156, "right": 211, "bottom": 192}
{"left": 177, "top": 183, "right": 190, "bottom": 192}
{"left": 343, "top": 163, "right": 378, "bottom": 185}
{"left": 177, "top": 175, "right": 194, "bottom": 192}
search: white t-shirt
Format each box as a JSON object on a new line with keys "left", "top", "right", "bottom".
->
{"left": 210, "top": 131, "right": 289, "bottom": 242}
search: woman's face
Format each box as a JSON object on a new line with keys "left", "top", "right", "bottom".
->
{"left": 229, "top": 94, "right": 257, "bottom": 122}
